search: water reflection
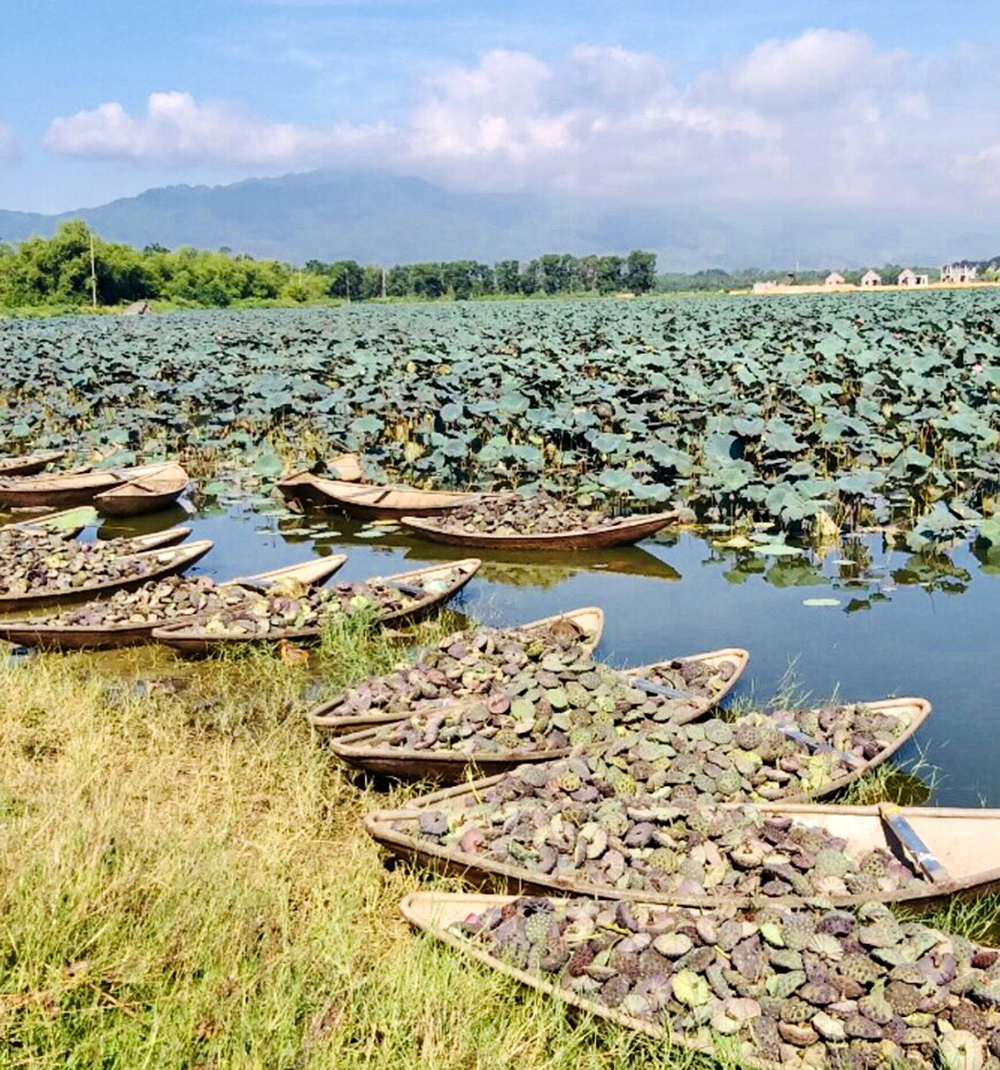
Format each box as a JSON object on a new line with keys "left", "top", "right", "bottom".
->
{"left": 276, "top": 512, "right": 683, "bottom": 584}
{"left": 3, "top": 499, "right": 1000, "bottom": 806}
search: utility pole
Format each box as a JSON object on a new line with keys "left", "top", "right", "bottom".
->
{"left": 381, "top": 266, "right": 386, "bottom": 299}
{"left": 89, "top": 231, "right": 98, "bottom": 307}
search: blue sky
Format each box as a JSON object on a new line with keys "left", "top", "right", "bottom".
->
{"left": 2, "top": 0, "right": 999, "bottom": 237}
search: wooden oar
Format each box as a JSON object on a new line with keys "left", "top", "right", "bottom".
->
{"left": 630, "top": 677, "right": 691, "bottom": 701}
{"left": 388, "top": 581, "right": 429, "bottom": 597}
{"left": 879, "top": 803, "right": 952, "bottom": 885}
{"left": 771, "top": 712, "right": 866, "bottom": 769}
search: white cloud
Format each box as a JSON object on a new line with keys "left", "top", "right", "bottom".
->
{"left": 45, "top": 91, "right": 389, "bottom": 167}
{"left": 0, "top": 123, "right": 20, "bottom": 165}
{"left": 41, "top": 32, "right": 1000, "bottom": 212}
{"left": 728, "top": 29, "right": 902, "bottom": 108}
{"left": 956, "top": 141, "right": 1000, "bottom": 196}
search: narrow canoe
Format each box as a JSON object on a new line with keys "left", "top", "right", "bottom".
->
{"left": 0, "top": 451, "right": 67, "bottom": 477}
{"left": 114, "top": 527, "right": 193, "bottom": 552}
{"left": 0, "top": 554, "right": 346, "bottom": 651}
{"left": 370, "top": 794, "right": 993, "bottom": 909}
{"left": 400, "top": 511, "right": 680, "bottom": 551}
{"left": 396, "top": 893, "right": 785, "bottom": 1070}
{"left": 150, "top": 558, "right": 482, "bottom": 656}
{"left": 301, "top": 478, "right": 480, "bottom": 521}
{"left": 0, "top": 539, "right": 213, "bottom": 614}
{"left": 0, "top": 462, "right": 182, "bottom": 509}
{"left": 339, "top": 694, "right": 928, "bottom": 789}
{"left": 10, "top": 513, "right": 188, "bottom": 548}
{"left": 307, "top": 606, "right": 607, "bottom": 735}
{"left": 94, "top": 463, "right": 190, "bottom": 517}
{"left": 328, "top": 648, "right": 750, "bottom": 782}
{"left": 9, "top": 506, "right": 99, "bottom": 539}
{"left": 402, "top": 889, "right": 1000, "bottom": 1068}
{"left": 277, "top": 454, "right": 364, "bottom": 503}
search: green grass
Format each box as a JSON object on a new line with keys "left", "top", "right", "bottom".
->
{"left": 0, "top": 626, "right": 983, "bottom": 1068}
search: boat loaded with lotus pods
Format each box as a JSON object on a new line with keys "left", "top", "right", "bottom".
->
{"left": 442, "top": 896, "right": 1000, "bottom": 1070}
{"left": 398, "top": 792, "right": 925, "bottom": 901}
{"left": 416, "top": 493, "right": 657, "bottom": 536}
{"left": 361, "top": 652, "right": 741, "bottom": 755}
{"left": 0, "top": 536, "right": 180, "bottom": 597}
{"left": 315, "top": 619, "right": 598, "bottom": 722}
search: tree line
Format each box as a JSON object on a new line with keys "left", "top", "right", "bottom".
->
{"left": 0, "top": 221, "right": 658, "bottom": 309}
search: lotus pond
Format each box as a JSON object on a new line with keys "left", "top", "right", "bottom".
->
{"left": 4, "top": 291, "right": 1000, "bottom": 545}
{"left": 14, "top": 489, "right": 992, "bottom": 810}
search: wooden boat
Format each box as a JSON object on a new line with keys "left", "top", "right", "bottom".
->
{"left": 0, "top": 462, "right": 183, "bottom": 509}
{"left": 370, "top": 790, "right": 991, "bottom": 909}
{"left": 400, "top": 511, "right": 680, "bottom": 551}
{"left": 328, "top": 648, "right": 750, "bottom": 783}
{"left": 94, "top": 462, "right": 190, "bottom": 517}
{"left": 151, "top": 558, "right": 482, "bottom": 656}
{"left": 402, "top": 886, "right": 1000, "bottom": 1068}
{"left": 0, "top": 539, "right": 213, "bottom": 613}
{"left": 114, "top": 527, "right": 193, "bottom": 553}
{"left": 9, "top": 506, "right": 99, "bottom": 539}
{"left": 345, "top": 693, "right": 926, "bottom": 788}
{"left": 297, "top": 477, "right": 481, "bottom": 521}
{"left": 0, "top": 451, "right": 66, "bottom": 477}
{"left": 307, "top": 606, "right": 607, "bottom": 735}
{"left": 277, "top": 454, "right": 364, "bottom": 503}
{"left": 0, "top": 555, "right": 346, "bottom": 651}
{"left": 400, "top": 891, "right": 765, "bottom": 1061}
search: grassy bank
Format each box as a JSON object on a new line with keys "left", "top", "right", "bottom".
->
{"left": 0, "top": 623, "right": 989, "bottom": 1069}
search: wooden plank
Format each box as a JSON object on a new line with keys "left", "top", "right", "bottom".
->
{"left": 879, "top": 803, "right": 952, "bottom": 885}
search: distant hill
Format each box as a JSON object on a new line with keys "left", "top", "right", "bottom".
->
{"left": 2, "top": 168, "right": 997, "bottom": 270}
{"left": 0, "top": 170, "right": 683, "bottom": 266}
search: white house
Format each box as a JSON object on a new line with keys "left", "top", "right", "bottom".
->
{"left": 824, "top": 271, "right": 846, "bottom": 286}
{"left": 897, "top": 269, "right": 929, "bottom": 286}
{"left": 860, "top": 270, "right": 881, "bottom": 287}
{"left": 941, "top": 263, "right": 978, "bottom": 283}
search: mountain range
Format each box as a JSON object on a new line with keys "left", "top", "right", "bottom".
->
{"left": 0, "top": 169, "right": 992, "bottom": 270}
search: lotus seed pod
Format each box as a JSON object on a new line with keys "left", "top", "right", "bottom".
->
{"left": 653, "top": 933, "right": 693, "bottom": 959}
{"left": 951, "top": 1002, "right": 988, "bottom": 1038}
{"left": 780, "top": 997, "right": 815, "bottom": 1024}
{"left": 765, "top": 970, "right": 806, "bottom": 1000}
{"left": 885, "top": 981, "right": 922, "bottom": 1017}
{"left": 858, "top": 980, "right": 894, "bottom": 1026}
{"left": 778, "top": 1020, "right": 819, "bottom": 1047}
{"left": 811, "top": 1010, "right": 847, "bottom": 1041}
{"left": 647, "top": 847, "right": 678, "bottom": 873}
{"left": 672, "top": 970, "right": 710, "bottom": 1008}
{"left": 939, "top": 1031, "right": 986, "bottom": 1070}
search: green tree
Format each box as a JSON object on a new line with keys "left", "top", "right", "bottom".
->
{"left": 327, "top": 261, "right": 364, "bottom": 301}
{"left": 494, "top": 260, "right": 520, "bottom": 295}
{"left": 539, "top": 254, "right": 569, "bottom": 295}
{"left": 624, "top": 250, "right": 656, "bottom": 293}
{"left": 385, "top": 265, "right": 412, "bottom": 297}
{"left": 409, "top": 263, "right": 445, "bottom": 299}
{"left": 361, "top": 265, "right": 385, "bottom": 299}
{"left": 597, "top": 255, "right": 624, "bottom": 294}
{"left": 442, "top": 260, "right": 477, "bottom": 300}
{"left": 471, "top": 262, "right": 495, "bottom": 296}
{"left": 519, "top": 259, "right": 542, "bottom": 295}
{"left": 576, "top": 255, "right": 600, "bottom": 292}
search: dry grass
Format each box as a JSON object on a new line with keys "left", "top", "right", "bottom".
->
{"left": 0, "top": 627, "right": 977, "bottom": 1068}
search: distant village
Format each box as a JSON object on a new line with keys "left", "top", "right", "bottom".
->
{"left": 752, "top": 262, "right": 992, "bottom": 294}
